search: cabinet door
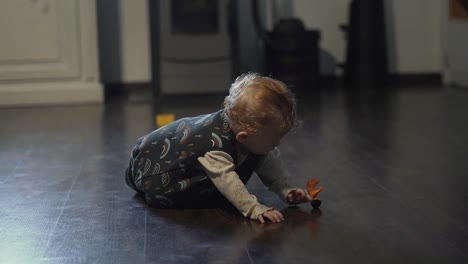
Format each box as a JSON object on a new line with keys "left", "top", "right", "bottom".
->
{"left": 0, "top": 0, "right": 80, "bottom": 81}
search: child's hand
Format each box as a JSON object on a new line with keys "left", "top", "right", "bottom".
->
{"left": 287, "top": 189, "right": 313, "bottom": 205}
{"left": 258, "top": 209, "right": 284, "bottom": 223}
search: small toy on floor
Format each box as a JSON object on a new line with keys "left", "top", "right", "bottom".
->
{"left": 306, "top": 178, "right": 324, "bottom": 209}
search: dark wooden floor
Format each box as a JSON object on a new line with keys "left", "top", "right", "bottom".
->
{"left": 1, "top": 85, "right": 467, "bottom": 263}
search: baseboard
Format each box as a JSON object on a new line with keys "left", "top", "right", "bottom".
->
{"left": 104, "top": 82, "right": 230, "bottom": 102}
{"left": 318, "top": 73, "right": 442, "bottom": 88}
{"left": 387, "top": 73, "right": 442, "bottom": 86}
{"left": 102, "top": 73, "right": 444, "bottom": 100}
{"left": 104, "top": 82, "right": 151, "bottom": 98}
{"left": 0, "top": 82, "right": 104, "bottom": 107}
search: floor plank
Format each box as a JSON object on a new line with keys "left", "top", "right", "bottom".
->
{"left": 0, "top": 85, "right": 467, "bottom": 263}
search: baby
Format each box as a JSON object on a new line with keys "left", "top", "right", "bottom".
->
{"left": 125, "top": 73, "right": 313, "bottom": 223}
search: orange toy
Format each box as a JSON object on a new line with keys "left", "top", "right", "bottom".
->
{"left": 306, "top": 178, "right": 324, "bottom": 209}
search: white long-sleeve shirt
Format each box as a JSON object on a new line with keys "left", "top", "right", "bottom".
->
{"left": 197, "top": 147, "right": 295, "bottom": 219}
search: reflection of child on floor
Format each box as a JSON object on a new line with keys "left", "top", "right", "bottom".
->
{"left": 125, "top": 73, "right": 314, "bottom": 223}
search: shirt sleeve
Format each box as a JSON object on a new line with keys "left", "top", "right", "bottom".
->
{"left": 255, "top": 147, "right": 296, "bottom": 202}
{"left": 197, "top": 151, "right": 272, "bottom": 219}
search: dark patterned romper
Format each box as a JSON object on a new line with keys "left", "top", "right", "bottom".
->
{"left": 125, "top": 110, "right": 260, "bottom": 208}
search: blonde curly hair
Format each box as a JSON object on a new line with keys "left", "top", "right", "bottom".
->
{"left": 223, "top": 72, "right": 302, "bottom": 134}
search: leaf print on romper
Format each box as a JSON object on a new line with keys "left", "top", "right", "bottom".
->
{"left": 160, "top": 138, "right": 171, "bottom": 159}
{"left": 175, "top": 121, "right": 186, "bottom": 133}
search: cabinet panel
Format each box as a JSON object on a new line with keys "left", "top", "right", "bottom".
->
{"left": 0, "top": 0, "right": 80, "bottom": 81}
{"left": 0, "top": 0, "right": 103, "bottom": 106}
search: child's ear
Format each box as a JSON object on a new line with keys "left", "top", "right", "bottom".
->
{"left": 235, "top": 131, "right": 249, "bottom": 143}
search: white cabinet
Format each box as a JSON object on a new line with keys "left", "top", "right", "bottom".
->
{"left": 0, "top": 0, "right": 103, "bottom": 106}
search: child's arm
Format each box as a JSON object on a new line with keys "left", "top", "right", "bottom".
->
{"left": 256, "top": 148, "right": 311, "bottom": 205}
{"left": 255, "top": 148, "right": 305, "bottom": 204}
{"left": 198, "top": 151, "right": 283, "bottom": 222}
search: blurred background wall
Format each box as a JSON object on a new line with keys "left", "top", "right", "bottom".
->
{"left": 97, "top": 0, "right": 447, "bottom": 83}
{"left": 1, "top": 0, "right": 466, "bottom": 105}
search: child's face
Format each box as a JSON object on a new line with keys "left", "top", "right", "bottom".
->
{"left": 241, "top": 117, "right": 286, "bottom": 155}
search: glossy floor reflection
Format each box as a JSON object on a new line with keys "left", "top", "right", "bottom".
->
{"left": 0, "top": 85, "right": 467, "bottom": 263}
